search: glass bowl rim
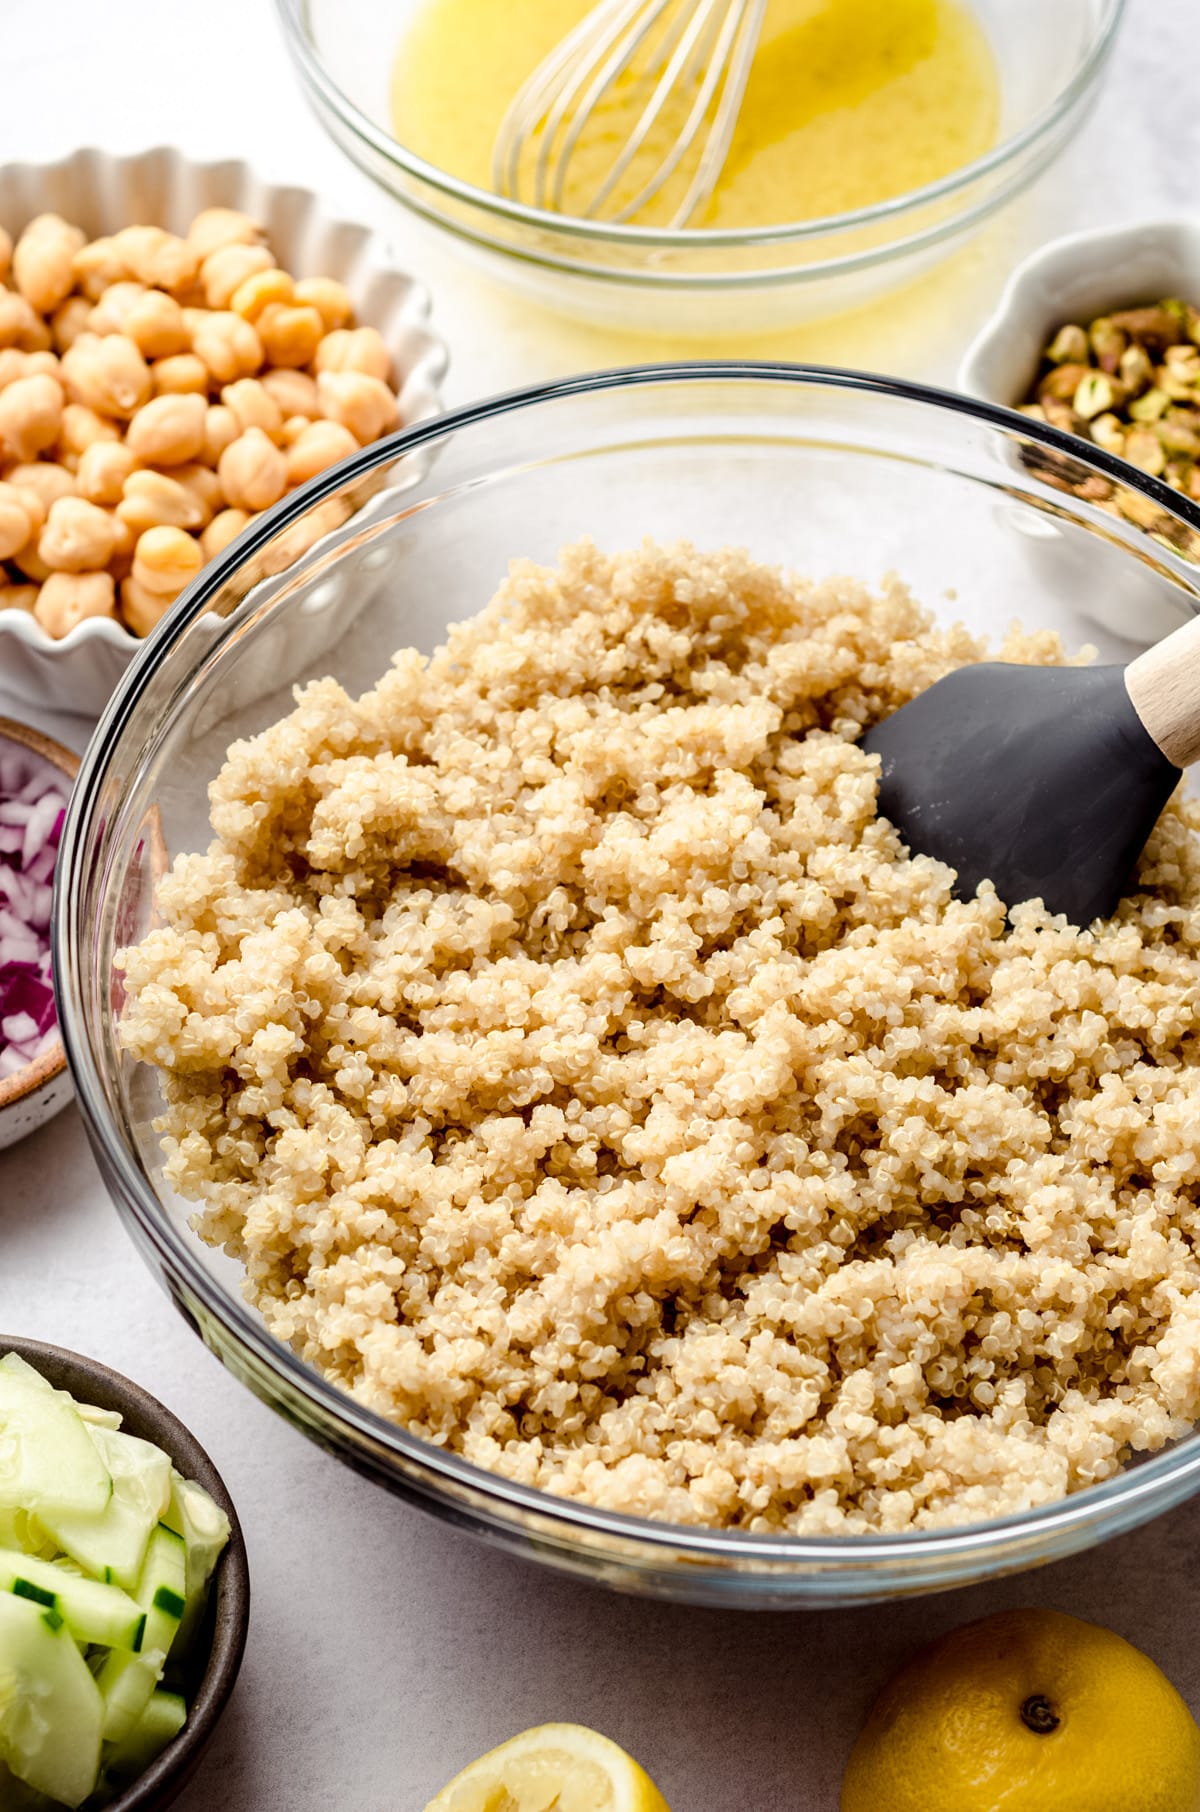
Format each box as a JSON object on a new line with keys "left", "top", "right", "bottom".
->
{"left": 274, "top": 0, "right": 1127, "bottom": 253}
{"left": 56, "top": 359, "right": 1200, "bottom": 1572}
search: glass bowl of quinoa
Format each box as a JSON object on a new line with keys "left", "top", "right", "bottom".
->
{"left": 54, "top": 365, "right": 1200, "bottom": 1607}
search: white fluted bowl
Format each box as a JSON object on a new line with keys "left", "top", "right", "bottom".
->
{"left": 0, "top": 145, "right": 449, "bottom": 718}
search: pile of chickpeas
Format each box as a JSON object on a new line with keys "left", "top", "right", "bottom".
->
{"left": 0, "top": 207, "right": 403, "bottom": 639}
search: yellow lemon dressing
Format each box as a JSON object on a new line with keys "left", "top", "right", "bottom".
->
{"left": 391, "top": 0, "right": 1000, "bottom": 230}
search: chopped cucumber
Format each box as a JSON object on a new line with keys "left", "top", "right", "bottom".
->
{"left": 74, "top": 1406, "right": 123, "bottom": 1433}
{"left": 40, "top": 1426, "right": 171, "bottom": 1592}
{"left": 0, "top": 1356, "right": 229, "bottom": 1808}
{"left": 94, "top": 1647, "right": 166, "bottom": 1746}
{"left": 104, "top": 1688, "right": 186, "bottom": 1783}
{"left": 0, "top": 1759, "right": 57, "bottom": 1807}
{"left": 0, "top": 1549, "right": 145, "bottom": 1652}
{"left": 164, "top": 1472, "right": 231, "bottom": 1657}
{"left": 0, "top": 1376, "right": 111, "bottom": 1519}
{"left": 134, "top": 1524, "right": 186, "bottom": 1658}
{"left": 0, "top": 1593, "right": 103, "bottom": 1809}
{"left": 0, "top": 1354, "right": 53, "bottom": 1391}
{"left": 0, "top": 1506, "right": 51, "bottom": 1558}
{"left": 0, "top": 1358, "right": 121, "bottom": 1433}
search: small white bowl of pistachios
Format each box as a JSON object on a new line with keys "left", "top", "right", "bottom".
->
{"left": 959, "top": 218, "right": 1200, "bottom": 646}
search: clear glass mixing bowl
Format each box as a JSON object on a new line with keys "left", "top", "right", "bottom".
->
{"left": 56, "top": 366, "right": 1200, "bottom": 1608}
{"left": 273, "top": 0, "right": 1126, "bottom": 334}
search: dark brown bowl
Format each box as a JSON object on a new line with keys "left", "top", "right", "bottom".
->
{"left": 0, "top": 1337, "right": 250, "bottom": 1811}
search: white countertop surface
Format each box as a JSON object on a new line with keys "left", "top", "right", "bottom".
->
{"left": 3, "top": 3, "right": 1200, "bottom": 1807}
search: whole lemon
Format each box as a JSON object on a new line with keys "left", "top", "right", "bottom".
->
{"left": 841, "top": 1607, "right": 1200, "bottom": 1812}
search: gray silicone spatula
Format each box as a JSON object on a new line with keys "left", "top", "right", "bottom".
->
{"left": 861, "top": 615, "right": 1200, "bottom": 925}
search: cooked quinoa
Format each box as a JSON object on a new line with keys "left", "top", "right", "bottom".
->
{"left": 117, "top": 541, "right": 1200, "bottom": 1534}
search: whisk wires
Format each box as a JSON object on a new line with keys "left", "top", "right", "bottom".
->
{"left": 493, "top": 0, "right": 767, "bottom": 230}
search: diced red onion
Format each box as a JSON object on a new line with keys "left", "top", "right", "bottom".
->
{"left": 0, "top": 737, "right": 71, "bottom": 1077}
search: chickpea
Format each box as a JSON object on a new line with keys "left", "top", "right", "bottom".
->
{"left": 5, "top": 462, "right": 75, "bottom": 516}
{"left": 58, "top": 402, "right": 120, "bottom": 461}
{"left": 201, "top": 506, "right": 252, "bottom": 560}
{"left": 108, "top": 512, "right": 135, "bottom": 578}
{"left": 36, "top": 570, "right": 116, "bottom": 638}
{"left": 0, "top": 482, "right": 36, "bottom": 560}
{"left": 0, "top": 582, "right": 38, "bottom": 614}
{"left": 201, "top": 242, "right": 274, "bottom": 310}
{"left": 261, "top": 368, "right": 319, "bottom": 419}
{"left": 293, "top": 276, "right": 354, "bottom": 333}
{"left": 172, "top": 461, "right": 223, "bottom": 520}
{"left": 13, "top": 215, "right": 86, "bottom": 314}
{"left": 0, "top": 290, "right": 50, "bottom": 352}
{"left": 39, "top": 495, "right": 118, "bottom": 573}
{"left": 186, "top": 207, "right": 263, "bottom": 262}
{"left": 132, "top": 524, "right": 203, "bottom": 597}
{"left": 76, "top": 439, "right": 139, "bottom": 506}
{"left": 51, "top": 296, "right": 93, "bottom": 353}
{"left": 119, "top": 573, "right": 172, "bottom": 637}
{"left": 11, "top": 544, "right": 52, "bottom": 582}
{"left": 202, "top": 403, "right": 239, "bottom": 466}
{"left": 0, "top": 372, "right": 64, "bottom": 460}
{"left": 258, "top": 303, "right": 323, "bottom": 369}
{"left": 124, "top": 290, "right": 190, "bottom": 360}
{"left": 279, "top": 413, "right": 311, "bottom": 447}
{"left": 62, "top": 334, "right": 152, "bottom": 419}
{"left": 316, "top": 370, "right": 398, "bottom": 445}
{"left": 72, "top": 237, "right": 129, "bottom": 301}
{"left": 125, "top": 391, "right": 207, "bottom": 466}
{"left": 217, "top": 427, "right": 288, "bottom": 511}
{"left": 314, "top": 326, "right": 391, "bottom": 383}
{"left": 221, "top": 377, "right": 282, "bottom": 439}
{"left": 0, "top": 229, "right": 10, "bottom": 284}
{"left": 0, "top": 348, "right": 58, "bottom": 390}
{"left": 89, "top": 282, "right": 148, "bottom": 336}
{"left": 230, "top": 268, "right": 293, "bottom": 324}
{"left": 285, "top": 418, "right": 358, "bottom": 484}
{"left": 191, "top": 312, "right": 262, "bottom": 384}
{"left": 117, "top": 469, "right": 205, "bottom": 535}
{"left": 152, "top": 353, "right": 209, "bottom": 396}
{"left": 110, "top": 225, "right": 198, "bottom": 294}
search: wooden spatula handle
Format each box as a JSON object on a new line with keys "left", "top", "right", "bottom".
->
{"left": 1126, "top": 612, "right": 1200, "bottom": 770}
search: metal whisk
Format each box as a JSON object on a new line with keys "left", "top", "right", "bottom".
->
{"left": 493, "top": 0, "right": 767, "bottom": 228}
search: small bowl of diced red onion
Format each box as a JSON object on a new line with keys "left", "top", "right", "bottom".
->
{"left": 0, "top": 717, "right": 77, "bottom": 1150}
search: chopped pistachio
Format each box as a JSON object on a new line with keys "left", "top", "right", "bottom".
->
{"left": 1017, "top": 402, "right": 1047, "bottom": 421}
{"left": 1164, "top": 344, "right": 1200, "bottom": 377}
{"left": 1189, "top": 465, "right": 1200, "bottom": 502}
{"left": 1046, "top": 322, "right": 1089, "bottom": 365}
{"left": 1038, "top": 361, "right": 1091, "bottom": 401}
{"left": 1124, "top": 426, "right": 1167, "bottom": 476}
{"left": 1088, "top": 412, "right": 1126, "bottom": 455}
{"left": 1109, "top": 305, "right": 1186, "bottom": 349}
{"left": 1155, "top": 415, "right": 1200, "bottom": 456}
{"left": 1119, "top": 342, "right": 1154, "bottom": 392}
{"left": 1187, "top": 305, "right": 1200, "bottom": 349}
{"left": 1041, "top": 398, "right": 1081, "bottom": 434}
{"left": 1164, "top": 458, "right": 1194, "bottom": 492}
{"left": 1127, "top": 386, "right": 1170, "bottom": 422}
{"left": 1089, "top": 316, "right": 1127, "bottom": 372}
{"left": 1159, "top": 369, "right": 1200, "bottom": 402}
{"left": 1074, "top": 371, "right": 1117, "bottom": 419}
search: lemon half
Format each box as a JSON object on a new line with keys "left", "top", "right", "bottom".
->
{"left": 423, "top": 1723, "right": 672, "bottom": 1812}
